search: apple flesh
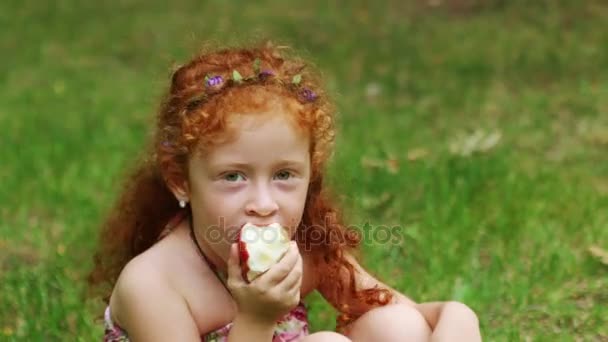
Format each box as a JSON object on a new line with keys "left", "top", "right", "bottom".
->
{"left": 238, "top": 222, "right": 290, "bottom": 282}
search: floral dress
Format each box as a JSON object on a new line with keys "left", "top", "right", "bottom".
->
{"left": 104, "top": 302, "right": 310, "bottom": 342}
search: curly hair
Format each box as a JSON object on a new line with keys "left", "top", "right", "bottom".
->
{"left": 87, "top": 40, "right": 392, "bottom": 329}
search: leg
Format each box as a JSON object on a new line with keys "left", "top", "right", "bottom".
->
{"left": 429, "top": 302, "right": 481, "bottom": 341}
{"left": 343, "top": 304, "right": 431, "bottom": 342}
{"left": 301, "top": 331, "right": 352, "bottom": 341}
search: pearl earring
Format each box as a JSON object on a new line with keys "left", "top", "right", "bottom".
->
{"left": 179, "top": 199, "right": 187, "bottom": 208}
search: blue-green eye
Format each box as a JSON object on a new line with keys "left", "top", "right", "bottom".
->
{"left": 223, "top": 172, "right": 245, "bottom": 182}
{"left": 274, "top": 170, "right": 292, "bottom": 180}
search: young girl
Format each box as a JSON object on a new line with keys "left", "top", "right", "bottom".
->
{"left": 89, "top": 41, "right": 481, "bottom": 341}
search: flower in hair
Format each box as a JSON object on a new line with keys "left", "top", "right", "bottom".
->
{"left": 205, "top": 75, "right": 223, "bottom": 87}
{"left": 259, "top": 70, "right": 273, "bottom": 77}
{"left": 299, "top": 88, "right": 318, "bottom": 102}
{"left": 290, "top": 73, "right": 317, "bottom": 102}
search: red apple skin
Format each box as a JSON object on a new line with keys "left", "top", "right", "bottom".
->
{"left": 237, "top": 228, "right": 251, "bottom": 282}
{"left": 237, "top": 224, "right": 289, "bottom": 282}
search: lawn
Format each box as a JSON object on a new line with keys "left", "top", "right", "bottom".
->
{"left": 1, "top": 0, "right": 607, "bottom": 340}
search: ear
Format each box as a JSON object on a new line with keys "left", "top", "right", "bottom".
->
{"left": 167, "top": 177, "right": 190, "bottom": 203}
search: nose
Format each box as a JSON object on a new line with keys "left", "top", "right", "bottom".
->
{"left": 245, "top": 183, "right": 279, "bottom": 217}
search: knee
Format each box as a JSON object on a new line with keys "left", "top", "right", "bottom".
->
{"left": 302, "top": 331, "right": 351, "bottom": 342}
{"left": 378, "top": 304, "right": 431, "bottom": 338}
{"left": 442, "top": 301, "right": 480, "bottom": 327}
{"left": 347, "top": 304, "right": 431, "bottom": 340}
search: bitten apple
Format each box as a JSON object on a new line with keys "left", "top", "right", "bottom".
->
{"left": 238, "top": 222, "right": 290, "bottom": 282}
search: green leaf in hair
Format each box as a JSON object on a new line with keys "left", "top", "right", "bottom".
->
{"left": 291, "top": 74, "right": 302, "bottom": 85}
{"left": 292, "top": 74, "right": 302, "bottom": 85}
{"left": 232, "top": 70, "right": 243, "bottom": 83}
{"left": 253, "top": 58, "right": 261, "bottom": 74}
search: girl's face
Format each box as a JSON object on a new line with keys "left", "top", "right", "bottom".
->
{"left": 186, "top": 110, "right": 311, "bottom": 263}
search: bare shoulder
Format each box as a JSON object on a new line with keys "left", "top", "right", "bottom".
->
{"left": 109, "top": 250, "right": 201, "bottom": 341}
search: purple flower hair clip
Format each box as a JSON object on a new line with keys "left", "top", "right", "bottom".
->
{"left": 299, "top": 88, "right": 318, "bottom": 103}
{"left": 291, "top": 73, "right": 317, "bottom": 102}
{"left": 258, "top": 70, "right": 274, "bottom": 79}
{"left": 205, "top": 75, "right": 223, "bottom": 87}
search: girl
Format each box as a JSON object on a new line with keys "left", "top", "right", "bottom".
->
{"left": 89, "top": 41, "right": 481, "bottom": 341}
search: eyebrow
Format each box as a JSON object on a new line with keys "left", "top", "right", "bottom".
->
{"left": 212, "top": 160, "right": 307, "bottom": 170}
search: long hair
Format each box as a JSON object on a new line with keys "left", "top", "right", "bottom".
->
{"left": 87, "top": 41, "right": 392, "bottom": 328}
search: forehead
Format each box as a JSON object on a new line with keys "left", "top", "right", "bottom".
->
{"left": 198, "top": 112, "right": 310, "bottom": 166}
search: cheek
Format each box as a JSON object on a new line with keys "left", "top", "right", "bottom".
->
{"left": 283, "top": 187, "right": 309, "bottom": 237}
{"left": 196, "top": 191, "right": 246, "bottom": 239}
{"left": 198, "top": 188, "right": 244, "bottom": 215}
{"left": 213, "top": 242, "right": 232, "bottom": 263}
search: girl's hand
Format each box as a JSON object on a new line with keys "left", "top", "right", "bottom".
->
{"left": 226, "top": 241, "right": 303, "bottom": 325}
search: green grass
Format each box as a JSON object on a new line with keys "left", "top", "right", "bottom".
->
{"left": 2, "top": 0, "right": 608, "bottom": 340}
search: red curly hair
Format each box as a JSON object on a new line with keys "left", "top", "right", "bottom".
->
{"left": 87, "top": 41, "right": 392, "bottom": 330}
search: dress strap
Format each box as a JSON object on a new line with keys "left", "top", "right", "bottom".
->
{"left": 188, "top": 213, "right": 231, "bottom": 293}
{"left": 157, "top": 210, "right": 188, "bottom": 241}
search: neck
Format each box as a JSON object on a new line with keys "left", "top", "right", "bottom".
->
{"left": 200, "top": 238, "right": 228, "bottom": 274}
{"left": 189, "top": 214, "right": 228, "bottom": 275}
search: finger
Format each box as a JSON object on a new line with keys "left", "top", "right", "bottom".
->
{"left": 256, "top": 242, "right": 299, "bottom": 286}
{"left": 286, "top": 283, "right": 302, "bottom": 306}
{"left": 288, "top": 281, "right": 302, "bottom": 299}
{"left": 278, "top": 253, "right": 303, "bottom": 292}
{"left": 226, "top": 243, "right": 246, "bottom": 287}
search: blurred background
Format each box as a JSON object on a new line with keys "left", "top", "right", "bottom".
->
{"left": 1, "top": 0, "right": 607, "bottom": 340}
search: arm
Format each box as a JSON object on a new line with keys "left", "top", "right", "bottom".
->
{"left": 316, "top": 250, "right": 417, "bottom": 316}
{"left": 111, "top": 258, "right": 201, "bottom": 342}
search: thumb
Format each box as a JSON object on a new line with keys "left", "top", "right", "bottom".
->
{"left": 227, "top": 243, "right": 245, "bottom": 285}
